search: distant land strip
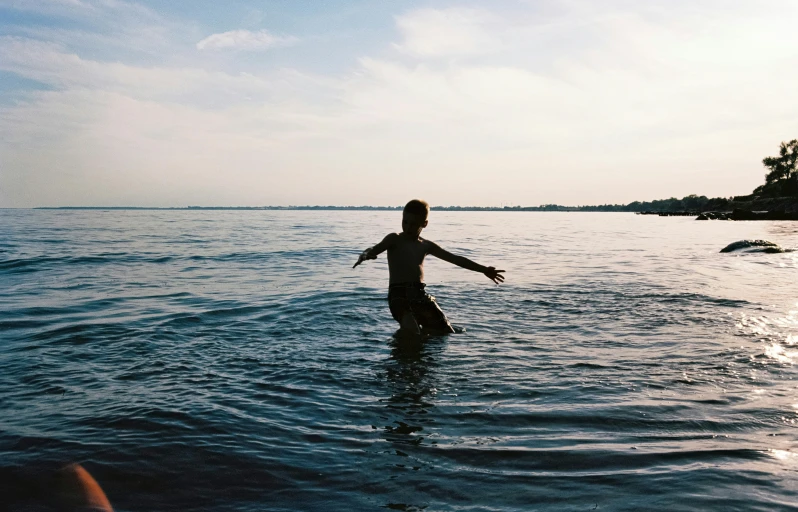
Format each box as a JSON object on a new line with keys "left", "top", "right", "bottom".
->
{"left": 26, "top": 198, "right": 728, "bottom": 212}
{"left": 35, "top": 205, "right": 627, "bottom": 211}
{"left": 28, "top": 193, "right": 798, "bottom": 213}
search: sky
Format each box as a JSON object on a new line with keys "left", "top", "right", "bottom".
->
{"left": 1, "top": 0, "right": 797, "bottom": 207}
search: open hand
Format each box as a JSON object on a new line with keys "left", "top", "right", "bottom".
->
{"left": 483, "top": 266, "right": 505, "bottom": 284}
{"left": 352, "top": 249, "right": 375, "bottom": 269}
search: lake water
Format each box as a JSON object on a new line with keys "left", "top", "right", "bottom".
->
{"left": 1, "top": 209, "right": 797, "bottom": 511}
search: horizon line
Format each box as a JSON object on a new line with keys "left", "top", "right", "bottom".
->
{"left": 20, "top": 205, "right": 625, "bottom": 211}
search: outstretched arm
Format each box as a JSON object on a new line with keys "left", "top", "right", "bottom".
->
{"left": 353, "top": 233, "right": 397, "bottom": 269}
{"left": 428, "top": 242, "right": 505, "bottom": 284}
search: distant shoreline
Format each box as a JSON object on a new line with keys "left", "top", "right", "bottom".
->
{"left": 27, "top": 205, "right": 634, "bottom": 212}
{"left": 11, "top": 194, "right": 797, "bottom": 214}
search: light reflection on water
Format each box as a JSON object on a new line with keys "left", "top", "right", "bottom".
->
{"left": 769, "top": 449, "right": 797, "bottom": 462}
{"left": 737, "top": 304, "right": 798, "bottom": 366}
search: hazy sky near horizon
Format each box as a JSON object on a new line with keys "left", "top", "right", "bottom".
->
{"left": 1, "top": 0, "right": 797, "bottom": 207}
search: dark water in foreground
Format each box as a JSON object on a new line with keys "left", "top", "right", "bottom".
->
{"left": 1, "top": 210, "right": 797, "bottom": 511}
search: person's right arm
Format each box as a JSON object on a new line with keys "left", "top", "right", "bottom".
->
{"left": 353, "top": 233, "right": 397, "bottom": 268}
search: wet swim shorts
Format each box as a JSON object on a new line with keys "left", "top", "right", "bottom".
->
{"left": 387, "top": 282, "right": 453, "bottom": 331}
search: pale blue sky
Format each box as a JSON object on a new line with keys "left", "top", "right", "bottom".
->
{"left": 1, "top": 0, "right": 797, "bottom": 207}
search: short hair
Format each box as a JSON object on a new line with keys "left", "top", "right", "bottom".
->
{"left": 403, "top": 199, "right": 430, "bottom": 218}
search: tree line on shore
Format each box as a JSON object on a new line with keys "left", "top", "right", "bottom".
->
{"left": 439, "top": 140, "right": 797, "bottom": 213}
{"left": 604, "top": 139, "right": 798, "bottom": 213}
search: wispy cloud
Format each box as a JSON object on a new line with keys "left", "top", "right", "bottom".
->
{"left": 0, "top": 0, "right": 163, "bottom": 23}
{"left": 0, "top": 0, "right": 186, "bottom": 61}
{"left": 0, "top": 36, "right": 301, "bottom": 104}
{"left": 393, "top": 8, "right": 500, "bottom": 58}
{"left": 196, "top": 29, "right": 297, "bottom": 51}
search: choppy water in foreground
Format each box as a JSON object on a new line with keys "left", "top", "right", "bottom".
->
{"left": 1, "top": 210, "right": 797, "bottom": 511}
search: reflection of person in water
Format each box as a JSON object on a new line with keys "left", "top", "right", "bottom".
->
{"left": 377, "top": 338, "right": 445, "bottom": 512}
{"left": 381, "top": 335, "right": 442, "bottom": 448}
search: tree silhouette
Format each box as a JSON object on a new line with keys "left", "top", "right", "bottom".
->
{"left": 763, "top": 139, "right": 798, "bottom": 184}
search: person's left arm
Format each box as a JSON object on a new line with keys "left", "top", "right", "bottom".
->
{"left": 427, "top": 241, "right": 505, "bottom": 284}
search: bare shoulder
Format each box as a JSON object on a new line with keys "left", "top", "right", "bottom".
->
{"left": 383, "top": 232, "right": 400, "bottom": 243}
{"left": 421, "top": 237, "right": 441, "bottom": 253}
{"left": 377, "top": 232, "right": 400, "bottom": 249}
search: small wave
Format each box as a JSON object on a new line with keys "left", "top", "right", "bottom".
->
{"left": 24, "top": 322, "right": 138, "bottom": 348}
{"left": 429, "top": 446, "right": 762, "bottom": 473}
{"left": 0, "top": 256, "right": 61, "bottom": 272}
{"left": 0, "top": 253, "right": 164, "bottom": 273}
{"left": 1, "top": 248, "right": 357, "bottom": 277}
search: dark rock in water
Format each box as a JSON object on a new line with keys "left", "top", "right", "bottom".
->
{"left": 638, "top": 211, "right": 701, "bottom": 216}
{"left": 694, "top": 211, "right": 731, "bottom": 220}
{"left": 720, "top": 240, "right": 791, "bottom": 253}
{"left": 657, "top": 211, "right": 699, "bottom": 217}
{"left": 730, "top": 209, "right": 756, "bottom": 221}
{"left": 690, "top": 209, "right": 798, "bottom": 221}
{"left": 728, "top": 209, "right": 798, "bottom": 221}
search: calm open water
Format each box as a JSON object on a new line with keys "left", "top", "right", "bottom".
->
{"left": 1, "top": 210, "right": 798, "bottom": 511}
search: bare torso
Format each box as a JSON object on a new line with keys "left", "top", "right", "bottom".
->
{"left": 387, "top": 233, "right": 431, "bottom": 284}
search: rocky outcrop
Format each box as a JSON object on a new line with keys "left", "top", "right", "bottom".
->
{"left": 720, "top": 240, "right": 793, "bottom": 253}
{"left": 697, "top": 212, "right": 731, "bottom": 220}
{"left": 638, "top": 211, "right": 699, "bottom": 216}
{"left": 731, "top": 209, "right": 798, "bottom": 220}
{"left": 635, "top": 197, "right": 798, "bottom": 220}
{"left": 695, "top": 209, "right": 798, "bottom": 221}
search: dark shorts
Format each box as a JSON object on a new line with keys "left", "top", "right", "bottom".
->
{"left": 388, "top": 282, "right": 453, "bottom": 332}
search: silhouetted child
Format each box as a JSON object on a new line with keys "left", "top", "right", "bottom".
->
{"left": 353, "top": 199, "right": 505, "bottom": 334}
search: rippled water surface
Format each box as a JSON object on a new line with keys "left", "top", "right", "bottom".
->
{"left": 2, "top": 209, "right": 798, "bottom": 511}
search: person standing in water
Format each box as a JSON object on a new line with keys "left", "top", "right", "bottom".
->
{"left": 353, "top": 199, "right": 505, "bottom": 334}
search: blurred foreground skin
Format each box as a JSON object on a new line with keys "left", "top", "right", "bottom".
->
{"left": 55, "top": 464, "right": 114, "bottom": 512}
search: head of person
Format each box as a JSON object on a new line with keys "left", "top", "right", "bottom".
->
{"left": 402, "top": 199, "right": 429, "bottom": 236}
